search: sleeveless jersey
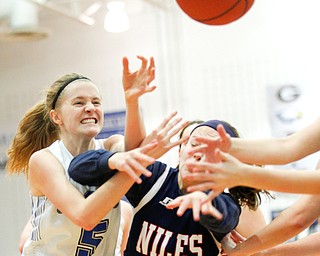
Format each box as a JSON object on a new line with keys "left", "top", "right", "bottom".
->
{"left": 22, "top": 140, "right": 121, "bottom": 256}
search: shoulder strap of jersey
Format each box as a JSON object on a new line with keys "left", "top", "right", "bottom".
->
{"left": 133, "top": 165, "right": 170, "bottom": 214}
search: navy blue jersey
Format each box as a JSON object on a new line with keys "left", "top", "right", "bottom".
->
{"left": 125, "top": 161, "right": 240, "bottom": 256}
{"left": 68, "top": 151, "right": 241, "bottom": 256}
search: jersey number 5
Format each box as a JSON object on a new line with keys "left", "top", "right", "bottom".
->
{"left": 75, "top": 219, "right": 109, "bottom": 256}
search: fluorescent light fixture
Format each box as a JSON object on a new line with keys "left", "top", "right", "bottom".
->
{"left": 104, "top": 1, "right": 129, "bottom": 33}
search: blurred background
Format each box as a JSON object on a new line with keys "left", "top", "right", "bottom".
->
{"left": 1, "top": 0, "right": 320, "bottom": 254}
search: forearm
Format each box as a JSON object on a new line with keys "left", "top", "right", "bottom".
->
{"left": 239, "top": 165, "right": 320, "bottom": 194}
{"left": 230, "top": 118, "right": 320, "bottom": 166}
{"left": 68, "top": 150, "right": 116, "bottom": 186}
{"left": 229, "top": 195, "right": 320, "bottom": 256}
{"left": 230, "top": 137, "right": 293, "bottom": 165}
{"left": 80, "top": 171, "right": 135, "bottom": 229}
{"left": 257, "top": 232, "right": 320, "bottom": 256}
{"left": 124, "top": 100, "right": 146, "bottom": 151}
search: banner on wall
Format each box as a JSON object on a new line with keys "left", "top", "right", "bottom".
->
{"left": 267, "top": 84, "right": 319, "bottom": 170}
{"left": 266, "top": 84, "right": 319, "bottom": 170}
{"left": 267, "top": 85, "right": 304, "bottom": 137}
{"left": 96, "top": 110, "right": 126, "bottom": 139}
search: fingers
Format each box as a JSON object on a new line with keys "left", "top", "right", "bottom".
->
{"left": 140, "top": 139, "right": 158, "bottom": 153}
{"left": 161, "top": 112, "right": 182, "bottom": 133}
{"left": 230, "top": 230, "right": 245, "bottom": 244}
{"left": 165, "top": 197, "right": 190, "bottom": 218}
{"left": 165, "top": 197, "right": 182, "bottom": 209}
{"left": 186, "top": 144, "right": 208, "bottom": 156}
{"left": 206, "top": 190, "right": 222, "bottom": 202}
{"left": 166, "top": 193, "right": 223, "bottom": 222}
{"left": 126, "top": 158, "right": 151, "bottom": 183}
{"left": 137, "top": 55, "right": 148, "bottom": 70}
{"left": 122, "top": 55, "right": 155, "bottom": 83}
{"left": 165, "top": 196, "right": 192, "bottom": 218}
{"left": 192, "top": 198, "right": 201, "bottom": 221}
{"left": 176, "top": 201, "right": 190, "bottom": 217}
{"left": 186, "top": 161, "right": 216, "bottom": 172}
{"left": 154, "top": 111, "right": 188, "bottom": 144}
{"left": 187, "top": 181, "right": 216, "bottom": 193}
{"left": 122, "top": 161, "right": 143, "bottom": 184}
{"left": 167, "top": 119, "right": 190, "bottom": 138}
{"left": 158, "top": 111, "right": 178, "bottom": 130}
{"left": 137, "top": 56, "right": 155, "bottom": 86}
{"left": 202, "top": 204, "right": 223, "bottom": 220}
{"left": 217, "top": 124, "right": 229, "bottom": 142}
{"left": 147, "top": 57, "right": 155, "bottom": 84}
{"left": 168, "top": 197, "right": 195, "bottom": 219}
{"left": 214, "top": 148, "right": 223, "bottom": 162}
{"left": 122, "top": 57, "right": 129, "bottom": 74}
{"left": 112, "top": 141, "right": 157, "bottom": 184}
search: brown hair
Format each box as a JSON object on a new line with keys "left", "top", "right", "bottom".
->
{"left": 6, "top": 73, "right": 86, "bottom": 176}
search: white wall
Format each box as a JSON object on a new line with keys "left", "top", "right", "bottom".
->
{"left": 1, "top": 0, "right": 320, "bottom": 254}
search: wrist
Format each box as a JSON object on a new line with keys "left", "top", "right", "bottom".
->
{"left": 99, "top": 151, "right": 117, "bottom": 170}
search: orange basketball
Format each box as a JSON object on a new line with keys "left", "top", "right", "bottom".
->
{"left": 176, "top": 0, "right": 255, "bottom": 25}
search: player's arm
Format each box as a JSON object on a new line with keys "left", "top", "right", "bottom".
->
{"left": 103, "top": 56, "right": 156, "bottom": 153}
{"left": 69, "top": 113, "right": 189, "bottom": 186}
{"left": 30, "top": 143, "right": 156, "bottom": 231}
{"left": 229, "top": 118, "right": 320, "bottom": 165}
{"left": 193, "top": 118, "right": 320, "bottom": 166}
{"left": 223, "top": 194, "right": 320, "bottom": 256}
{"left": 255, "top": 232, "right": 320, "bottom": 256}
{"left": 186, "top": 150, "right": 320, "bottom": 197}
{"left": 199, "top": 193, "right": 241, "bottom": 242}
{"left": 223, "top": 160, "right": 320, "bottom": 256}
{"left": 19, "top": 218, "right": 32, "bottom": 254}
{"left": 122, "top": 56, "right": 156, "bottom": 151}
{"left": 166, "top": 191, "right": 240, "bottom": 242}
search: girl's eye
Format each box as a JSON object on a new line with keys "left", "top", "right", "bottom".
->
{"left": 189, "top": 141, "right": 198, "bottom": 147}
{"left": 93, "top": 101, "right": 101, "bottom": 106}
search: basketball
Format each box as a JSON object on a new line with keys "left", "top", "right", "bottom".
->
{"left": 176, "top": 0, "right": 255, "bottom": 26}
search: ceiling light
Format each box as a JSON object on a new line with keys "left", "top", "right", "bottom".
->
{"left": 104, "top": 1, "right": 129, "bottom": 33}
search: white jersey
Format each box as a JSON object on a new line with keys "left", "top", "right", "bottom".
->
{"left": 22, "top": 140, "right": 121, "bottom": 256}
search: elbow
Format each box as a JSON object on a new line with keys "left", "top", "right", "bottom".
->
{"left": 281, "top": 211, "right": 312, "bottom": 234}
{"left": 289, "top": 217, "right": 310, "bottom": 232}
{"left": 73, "top": 215, "right": 99, "bottom": 231}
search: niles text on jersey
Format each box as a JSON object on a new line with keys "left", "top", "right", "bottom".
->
{"left": 136, "top": 221, "right": 203, "bottom": 255}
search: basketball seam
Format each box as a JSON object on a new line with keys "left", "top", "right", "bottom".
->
{"left": 197, "top": 0, "right": 245, "bottom": 23}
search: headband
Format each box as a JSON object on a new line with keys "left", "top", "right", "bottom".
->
{"left": 190, "top": 120, "right": 238, "bottom": 138}
{"left": 51, "top": 76, "right": 90, "bottom": 109}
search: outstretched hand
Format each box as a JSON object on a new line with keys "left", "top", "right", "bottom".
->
{"left": 188, "top": 124, "right": 232, "bottom": 162}
{"left": 122, "top": 56, "right": 156, "bottom": 103}
{"left": 108, "top": 140, "right": 158, "bottom": 184}
{"left": 165, "top": 191, "right": 223, "bottom": 221}
{"left": 184, "top": 149, "right": 246, "bottom": 201}
{"left": 141, "top": 111, "right": 190, "bottom": 159}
